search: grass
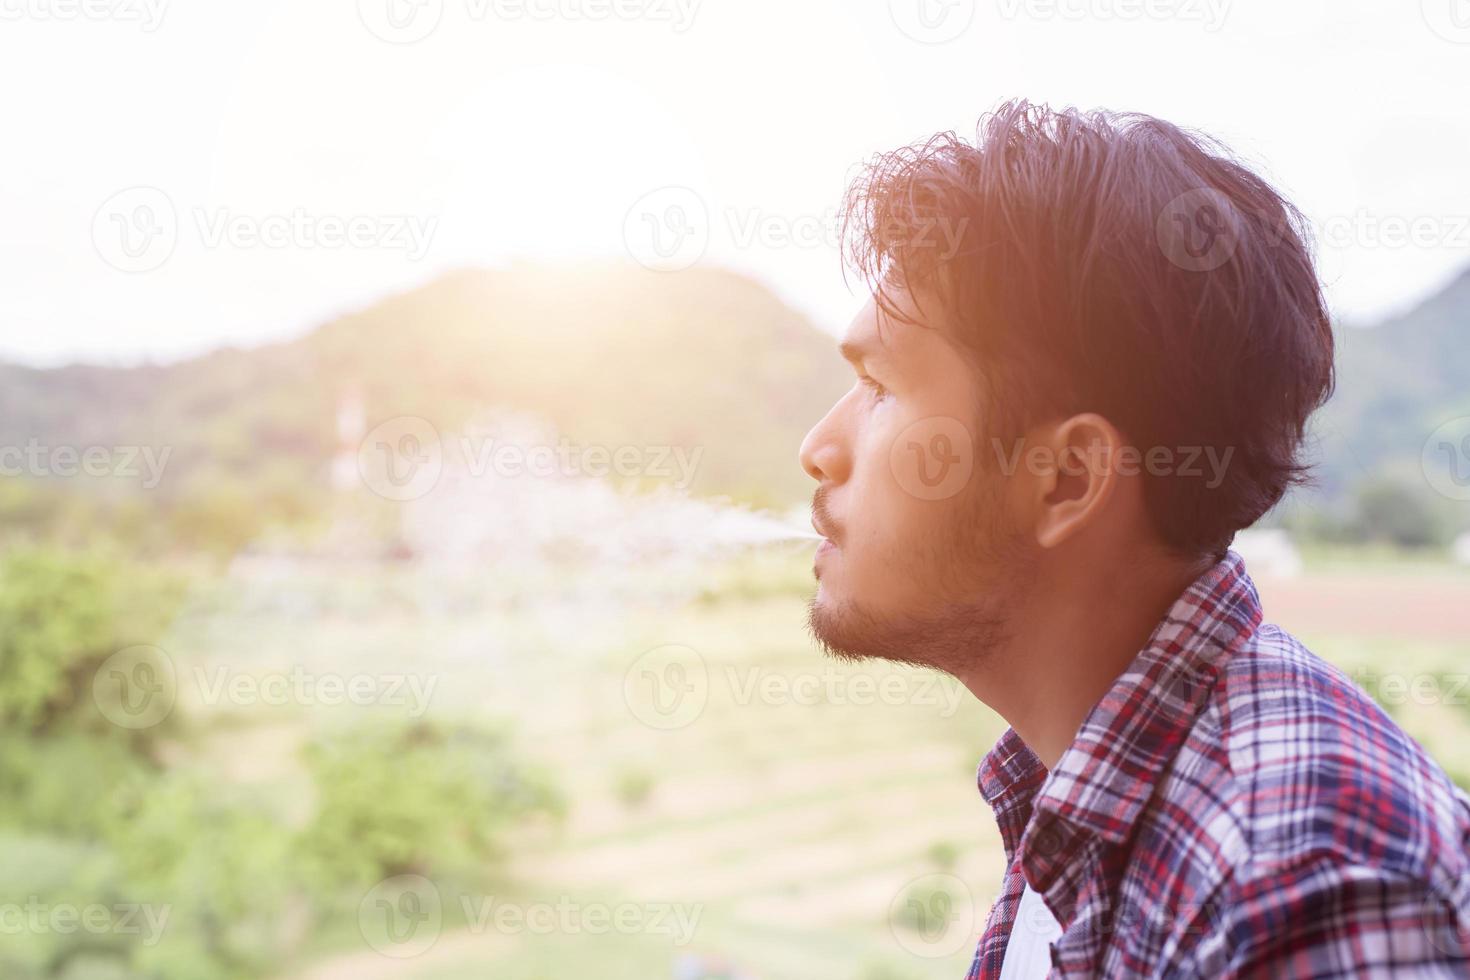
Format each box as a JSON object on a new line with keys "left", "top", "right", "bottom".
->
{"left": 145, "top": 547, "right": 1470, "bottom": 980}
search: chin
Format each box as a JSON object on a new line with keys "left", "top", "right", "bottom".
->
{"left": 806, "top": 573, "right": 1011, "bottom": 677}
{"left": 805, "top": 588, "right": 896, "bottom": 665}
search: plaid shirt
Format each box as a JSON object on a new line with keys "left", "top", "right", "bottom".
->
{"left": 968, "top": 550, "right": 1470, "bottom": 978}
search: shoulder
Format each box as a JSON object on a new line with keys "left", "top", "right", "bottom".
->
{"left": 1171, "top": 626, "right": 1470, "bottom": 972}
{"left": 1208, "top": 623, "right": 1470, "bottom": 881}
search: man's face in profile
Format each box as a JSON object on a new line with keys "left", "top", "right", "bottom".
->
{"left": 799, "top": 287, "right": 1033, "bottom": 673}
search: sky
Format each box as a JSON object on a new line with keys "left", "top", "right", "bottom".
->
{"left": 1, "top": 0, "right": 1467, "bottom": 366}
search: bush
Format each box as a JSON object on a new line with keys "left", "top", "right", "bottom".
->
{"left": 297, "top": 719, "right": 563, "bottom": 889}
{"left": 0, "top": 733, "right": 155, "bottom": 837}
{"left": 1351, "top": 478, "right": 1445, "bottom": 549}
{"left": 926, "top": 840, "right": 960, "bottom": 872}
{"left": 0, "top": 833, "right": 127, "bottom": 980}
{"left": 614, "top": 768, "right": 656, "bottom": 809}
{"left": 102, "top": 771, "right": 300, "bottom": 980}
{"left": 0, "top": 548, "right": 181, "bottom": 739}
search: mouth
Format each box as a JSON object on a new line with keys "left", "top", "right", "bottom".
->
{"left": 810, "top": 513, "right": 838, "bottom": 565}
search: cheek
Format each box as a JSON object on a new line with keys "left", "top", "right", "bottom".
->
{"left": 842, "top": 443, "right": 944, "bottom": 564}
{"left": 855, "top": 403, "right": 980, "bottom": 516}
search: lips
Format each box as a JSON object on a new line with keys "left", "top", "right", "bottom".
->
{"left": 810, "top": 490, "right": 841, "bottom": 553}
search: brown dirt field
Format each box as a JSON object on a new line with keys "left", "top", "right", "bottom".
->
{"left": 1253, "top": 574, "right": 1470, "bottom": 642}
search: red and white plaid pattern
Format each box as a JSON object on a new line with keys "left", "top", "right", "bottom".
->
{"left": 968, "top": 550, "right": 1470, "bottom": 978}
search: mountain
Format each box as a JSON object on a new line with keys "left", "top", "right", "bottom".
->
{"left": 1310, "top": 268, "right": 1470, "bottom": 505}
{"left": 0, "top": 264, "right": 852, "bottom": 551}
{"left": 1, "top": 260, "right": 1464, "bottom": 552}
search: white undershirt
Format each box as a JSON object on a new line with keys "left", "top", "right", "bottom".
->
{"left": 998, "top": 883, "right": 1063, "bottom": 980}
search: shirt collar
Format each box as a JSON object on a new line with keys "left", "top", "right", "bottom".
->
{"left": 977, "top": 550, "right": 1263, "bottom": 884}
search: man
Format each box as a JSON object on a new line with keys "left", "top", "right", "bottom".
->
{"left": 799, "top": 100, "right": 1470, "bottom": 977}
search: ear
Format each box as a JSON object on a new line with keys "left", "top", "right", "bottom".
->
{"left": 1028, "top": 413, "right": 1124, "bottom": 550}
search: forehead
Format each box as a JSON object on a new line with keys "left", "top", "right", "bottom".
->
{"left": 840, "top": 288, "right": 956, "bottom": 366}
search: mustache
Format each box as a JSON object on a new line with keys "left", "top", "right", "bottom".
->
{"left": 811, "top": 488, "right": 841, "bottom": 543}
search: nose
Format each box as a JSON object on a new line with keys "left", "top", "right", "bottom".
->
{"left": 799, "top": 400, "right": 851, "bottom": 485}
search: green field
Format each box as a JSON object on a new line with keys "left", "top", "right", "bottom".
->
{"left": 9, "top": 546, "right": 1464, "bottom": 980}
{"left": 133, "top": 547, "right": 1466, "bottom": 980}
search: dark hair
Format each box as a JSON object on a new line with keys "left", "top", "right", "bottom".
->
{"left": 841, "top": 99, "right": 1335, "bottom": 558}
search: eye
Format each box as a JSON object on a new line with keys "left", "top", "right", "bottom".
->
{"left": 860, "top": 376, "right": 890, "bottom": 399}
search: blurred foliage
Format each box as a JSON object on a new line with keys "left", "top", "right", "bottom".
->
{"left": 1351, "top": 477, "right": 1446, "bottom": 548}
{"left": 0, "top": 546, "right": 560, "bottom": 979}
{"left": 1280, "top": 474, "right": 1456, "bottom": 550}
{"left": 613, "top": 767, "right": 657, "bottom": 809}
{"left": 0, "top": 548, "right": 182, "bottom": 736}
{"left": 104, "top": 773, "right": 298, "bottom": 980}
{"left": 925, "top": 841, "right": 960, "bottom": 872}
{"left": 297, "top": 719, "right": 564, "bottom": 891}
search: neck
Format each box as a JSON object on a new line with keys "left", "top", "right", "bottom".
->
{"left": 958, "top": 551, "right": 1210, "bottom": 770}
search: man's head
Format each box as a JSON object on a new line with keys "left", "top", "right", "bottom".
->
{"left": 801, "top": 100, "right": 1334, "bottom": 671}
